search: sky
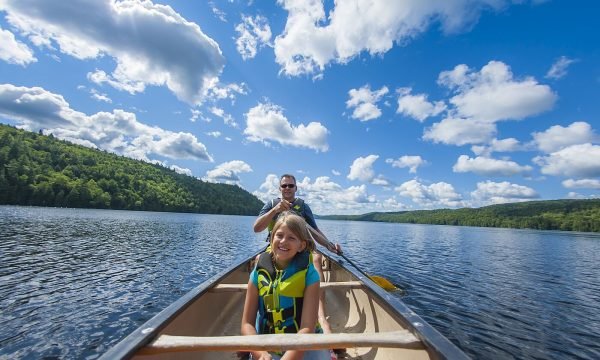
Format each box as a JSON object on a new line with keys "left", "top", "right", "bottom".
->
{"left": 0, "top": 0, "right": 599, "bottom": 215}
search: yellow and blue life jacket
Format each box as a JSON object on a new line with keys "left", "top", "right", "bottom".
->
{"left": 255, "top": 251, "right": 310, "bottom": 334}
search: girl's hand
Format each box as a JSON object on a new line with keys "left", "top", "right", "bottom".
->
{"left": 252, "top": 351, "right": 272, "bottom": 359}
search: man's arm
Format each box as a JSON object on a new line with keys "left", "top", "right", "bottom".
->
{"left": 306, "top": 224, "right": 342, "bottom": 254}
{"left": 303, "top": 204, "right": 342, "bottom": 254}
{"left": 253, "top": 199, "right": 291, "bottom": 233}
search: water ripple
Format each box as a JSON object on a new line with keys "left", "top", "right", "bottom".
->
{"left": 0, "top": 207, "right": 263, "bottom": 359}
{"left": 321, "top": 220, "right": 600, "bottom": 360}
{"left": 2, "top": 207, "right": 600, "bottom": 359}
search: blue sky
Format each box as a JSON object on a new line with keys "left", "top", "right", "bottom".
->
{"left": 0, "top": 0, "right": 598, "bottom": 215}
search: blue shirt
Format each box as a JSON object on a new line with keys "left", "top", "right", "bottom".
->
{"left": 258, "top": 197, "right": 319, "bottom": 230}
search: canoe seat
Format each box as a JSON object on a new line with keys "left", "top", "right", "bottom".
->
{"left": 210, "top": 281, "right": 364, "bottom": 293}
{"left": 138, "top": 330, "right": 424, "bottom": 355}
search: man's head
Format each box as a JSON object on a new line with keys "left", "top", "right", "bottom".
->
{"left": 279, "top": 174, "right": 297, "bottom": 202}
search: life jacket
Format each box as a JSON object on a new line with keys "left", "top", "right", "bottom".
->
{"left": 267, "top": 197, "right": 306, "bottom": 233}
{"left": 255, "top": 251, "right": 310, "bottom": 334}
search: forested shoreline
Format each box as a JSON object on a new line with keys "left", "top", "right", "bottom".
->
{"left": 321, "top": 199, "right": 600, "bottom": 233}
{"left": 0, "top": 124, "right": 263, "bottom": 215}
{"left": 2, "top": 124, "right": 598, "bottom": 231}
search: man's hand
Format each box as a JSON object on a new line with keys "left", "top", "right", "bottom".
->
{"left": 334, "top": 243, "right": 343, "bottom": 255}
{"left": 327, "top": 242, "right": 343, "bottom": 255}
{"left": 275, "top": 199, "right": 291, "bottom": 213}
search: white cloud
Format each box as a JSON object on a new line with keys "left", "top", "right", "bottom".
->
{"left": 396, "top": 179, "right": 464, "bottom": 208}
{"left": 546, "top": 56, "right": 577, "bottom": 80}
{"left": 438, "top": 61, "right": 557, "bottom": 123}
{"left": 273, "top": 0, "right": 523, "bottom": 76}
{"left": 562, "top": 179, "right": 600, "bottom": 190}
{"left": 346, "top": 85, "right": 388, "bottom": 121}
{"left": 209, "top": 1, "right": 227, "bottom": 22}
{"left": 170, "top": 164, "right": 192, "bottom": 176}
{"left": 253, "top": 175, "right": 376, "bottom": 215}
{"left": 90, "top": 89, "right": 112, "bottom": 103}
{"left": 534, "top": 143, "right": 600, "bottom": 178}
{"left": 567, "top": 192, "right": 581, "bottom": 199}
{"left": 567, "top": 192, "right": 597, "bottom": 200}
{"left": 471, "top": 138, "right": 522, "bottom": 156}
{"left": 207, "top": 82, "right": 249, "bottom": 103}
{"left": 244, "top": 102, "right": 329, "bottom": 152}
{"left": 253, "top": 174, "right": 282, "bottom": 203}
{"left": 87, "top": 69, "right": 145, "bottom": 95}
{"left": 0, "top": 26, "right": 37, "bottom": 66}
{"left": 0, "top": 83, "right": 213, "bottom": 162}
{"left": 470, "top": 180, "right": 539, "bottom": 205}
{"left": 235, "top": 14, "right": 272, "bottom": 60}
{"left": 423, "top": 117, "right": 496, "bottom": 145}
{"left": 348, "top": 155, "right": 379, "bottom": 182}
{"left": 331, "top": 169, "right": 341, "bottom": 176}
{"left": 209, "top": 106, "right": 238, "bottom": 127}
{"left": 203, "top": 160, "right": 253, "bottom": 185}
{"left": 371, "top": 175, "right": 390, "bottom": 186}
{"left": 386, "top": 155, "right": 426, "bottom": 174}
{"left": 453, "top": 155, "right": 532, "bottom": 176}
{"left": 190, "top": 109, "right": 206, "bottom": 123}
{"left": 206, "top": 131, "right": 221, "bottom": 138}
{"left": 396, "top": 87, "right": 445, "bottom": 122}
{"left": 425, "top": 61, "right": 556, "bottom": 146}
{"left": 531, "top": 121, "right": 596, "bottom": 153}
{"left": 1, "top": 0, "right": 225, "bottom": 105}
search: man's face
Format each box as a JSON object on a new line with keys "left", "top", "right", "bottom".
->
{"left": 279, "top": 177, "right": 296, "bottom": 201}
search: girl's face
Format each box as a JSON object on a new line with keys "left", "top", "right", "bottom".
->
{"left": 272, "top": 223, "right": 306, "bottom": 269}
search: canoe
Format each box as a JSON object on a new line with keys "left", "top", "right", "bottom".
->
{"left": 100, "top": 247, "right": 469, "bottom": 359}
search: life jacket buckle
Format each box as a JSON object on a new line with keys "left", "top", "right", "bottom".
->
{"left": 264, "top": 294, "right": 275, "bottom": 311}
{"left": 271, "top": 308, "right": 284, "bottom": 325}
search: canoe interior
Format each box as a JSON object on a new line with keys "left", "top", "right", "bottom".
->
{"left": 131, "top": 255, "right": 432, "bottom": 360}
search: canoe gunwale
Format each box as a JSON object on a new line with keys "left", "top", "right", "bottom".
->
{"left": 101, "top": 246, "right": 470, "bottom": 360}
{"left": 98, "top": 246, "right": 267, "bottom": 360}
{"left": 325, "top": 252, "right": 470, "bottom": 360}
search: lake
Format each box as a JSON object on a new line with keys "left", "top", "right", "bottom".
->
{"left": 1, "top": 206, "right": 599, "bottom": 359}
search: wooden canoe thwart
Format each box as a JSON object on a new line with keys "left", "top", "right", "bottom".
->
{"left": 100, "top": 248, "right": 469, "bottom": 360}
{"left": 139, "top": 331, "right": 423, "bottom": 354}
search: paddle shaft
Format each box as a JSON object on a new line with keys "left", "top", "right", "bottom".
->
{"left": 339, "top": 253, "right": 375, "bottom": 284}
{"left": 305, "top": 225, "right": 396, "bottom": 290}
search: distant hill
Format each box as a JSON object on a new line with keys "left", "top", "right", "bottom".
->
{"left": 0, "top": 124, "right": 263, "bottom": 215}
{"left": 320, "top": 199, "right": 600, "bottom": 233}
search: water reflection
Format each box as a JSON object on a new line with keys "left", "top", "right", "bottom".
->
{"left": 1, "top": 207, "right": 599, "bottom": 359}
{"left": 0, "top": 206, "right": 263, "bottom": 359}
{"left": 319, "top": 220, "right": 600, "bottom": 359}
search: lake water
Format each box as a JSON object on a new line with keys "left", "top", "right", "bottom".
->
{"left": 1, "top": 206, "right": 599, "bottom": 359}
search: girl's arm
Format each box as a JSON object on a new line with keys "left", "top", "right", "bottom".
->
{"left": 241, "top": 279, "right": 272, "bottom": 360}
{"left": 281, "top": 281, "right": 320, "bottom": 360}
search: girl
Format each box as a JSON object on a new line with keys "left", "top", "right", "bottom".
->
{"left": 241, "top": 211, "right": 331, "bottom": 360}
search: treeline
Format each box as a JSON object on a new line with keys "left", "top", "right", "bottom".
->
{"left": 321, "top": 199, "right": 600, "bottom": 233}
{"left": 0, "top": 124, "right": 264, "bottom": 215}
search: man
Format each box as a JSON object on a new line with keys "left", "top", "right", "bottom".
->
{"left": 253, "top": 174, "right": 342, "bottom": 334}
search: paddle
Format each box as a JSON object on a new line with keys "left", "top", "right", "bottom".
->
{"left": 305, "top": 224, "right": 399, "bottom": 292}
{"left": 338, "top": 252, "right": 399, "bottom": 292}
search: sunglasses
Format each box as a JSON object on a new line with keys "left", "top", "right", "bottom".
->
{"left": 280, "top": 184, "right": 296, "bottom": 189}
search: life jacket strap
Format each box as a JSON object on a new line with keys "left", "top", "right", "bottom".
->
{"left": 265, "top": 298, "right": 303, "bottom": 333}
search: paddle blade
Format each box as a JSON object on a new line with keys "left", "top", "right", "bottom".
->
{"left": 368, "top": 275, "right": 398, "bottom": 291}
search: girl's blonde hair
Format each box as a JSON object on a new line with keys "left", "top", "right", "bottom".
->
{"left": 270, "top": 211, "right": 315, "bottom": 253}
